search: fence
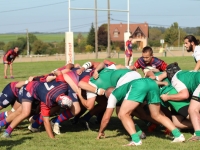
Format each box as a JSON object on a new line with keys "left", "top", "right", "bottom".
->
{"left": 0, "top": 47, "right": 191, "bottom": 63}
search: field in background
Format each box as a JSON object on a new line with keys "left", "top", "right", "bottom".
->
{"left": 0, "top": 57, "right": 199, "bottom": 150}
{"left": 0, "top": 32, "right": 88, "bottom": 43}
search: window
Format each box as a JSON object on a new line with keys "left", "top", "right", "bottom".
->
{"left": 114, "top": 29, "right": 119, "bottom": 37}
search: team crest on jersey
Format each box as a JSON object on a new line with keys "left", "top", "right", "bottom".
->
{"left": 152, "top": 65, "right": 156, "bottom": 68}
{"left": 26, "top": 92, "right": 31, "bottom": 98}
{"left": 2, "top": 99, "right": 9, "bottom": 105}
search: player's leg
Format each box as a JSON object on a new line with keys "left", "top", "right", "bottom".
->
{"left": 118, "top": 99, "right": 141, "bottom": 146}
{"left": 0, "top": 106, "right": 22, "bottom": 129}
{"left": 172, "top": 115, "right": 193, "bottom": 129}
{"left": 2, "top": 100, "right": 32, "bottom": 137}
{"left": 4, "top": 63, "right": 8, "bottom": 79}
{"left": 187, "top": 99, "right": 200, "bottom": 141}
{"left": 51, "top": 101, "right": 80, "bottom": 135}
{"left": 148, "top": 103, "right": 185, "bottom": 142}
{"left": 9, "top": 63, "right": 14, "bottom": 78}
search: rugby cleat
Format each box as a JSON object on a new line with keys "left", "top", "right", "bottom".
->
{"left": 139, "top": 132, "right": 146, "bottom": 139}
{"left": 28, "top": 116, "right": 35, "bottom": 123}
{"left": 187, "top": 135, "right": 200, "bottom": 141}
{"left": 123, "top": 140, "right": 142, "bottom": 146}
{"left": 1, "top": 132, "right": 11, "bottom": 138}
{"left": 28, "top": 124, "right": 40, "bottom": 132}
{"left": 171, "top": 134, "right": 185, "bottom": 143}
{"left": 51, "top": 121, "right": 61, "bottom": 135}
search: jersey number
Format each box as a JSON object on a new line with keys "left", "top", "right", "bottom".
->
{"left": 44, "top": 83, "right": 55, "bottom": 91}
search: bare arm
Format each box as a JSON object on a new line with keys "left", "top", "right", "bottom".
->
{"left": 78, "top": 81, "right": 96, "bottom": 93}
{"left": 97, "top": 108, "right": 114, "bottom": 139}
{"left": 43, "top": 117, "right": 55, "bottom": 139}
{"left": 77, "top": 88, "right": 96, "bottom": 110}
{"left": 160, "top": 89, "right": 189, "bottom": 102}
{"left": 193, "top": 60, "right": 200, "bottom": 71}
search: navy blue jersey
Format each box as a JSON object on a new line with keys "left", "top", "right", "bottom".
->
{"left": 35, "top": 80, "right": 68, "bottom": 108}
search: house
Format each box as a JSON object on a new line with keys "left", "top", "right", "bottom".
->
{"left": 109, "top": 22, "right": 148, "bottom": 49}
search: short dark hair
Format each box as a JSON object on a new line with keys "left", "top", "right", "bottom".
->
{"left": 184, "top": 35, "right": 200, "bottom": 45}
{"left": 142, "top": 46, "right": 153, "bottom": 55}
{"left": 129, "top": 36, "right": 133, "bottom": 39}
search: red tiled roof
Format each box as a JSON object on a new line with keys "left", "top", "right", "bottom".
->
{"left": 110, "top": 22, "right": 148, "bottom": 41}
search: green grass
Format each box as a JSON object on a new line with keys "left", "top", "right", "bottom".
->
{"left": 0, "top": 33, "right": 88, "bottom": 43}
{"left": 0, "top": 56, "right": 199, "bottom": 150}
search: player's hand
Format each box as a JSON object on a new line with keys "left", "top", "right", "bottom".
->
{"left": 93, "top": 70, "right": 99, "bottom": 79}
{"left": 76, "top": 67, "right": 85, "bottom": 75}
{"left": 97, "top": 132, "right": 105, "bottom": 139}
{"left": 46, "top": 76, "right": 56, "bottom": 82}
{"left": 28, "top": 76, "right": 34, "bottom": 82}
{"left": 160, "top": 94, "right": 169, "bottom": 102}
{"left": 97, "top": 88, "right": 105, "bottom": 95}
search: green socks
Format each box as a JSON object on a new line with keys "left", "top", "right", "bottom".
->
{"left": 131, "top": 133, "right": 140, "bottom": 143}
{"left": 195, "top": 130, "right": 200, "bottom": 136}
{"left": 135, "top": 124, "right": 142, "bottom": 136}
{"left": 171, "top": 128, "right": 181, "bottom": 138}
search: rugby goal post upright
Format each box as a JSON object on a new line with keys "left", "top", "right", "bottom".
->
{"left": 65, "top": 0, "right": 74, "bottom": 64}
{"left": 65, "top": 0, "right": 130, "bottom": 64}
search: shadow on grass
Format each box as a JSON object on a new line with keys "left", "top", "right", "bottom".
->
{"left": 0, "top": 137, "right": 33, "bottom": 150}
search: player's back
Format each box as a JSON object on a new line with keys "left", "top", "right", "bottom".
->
{"left": 36, "top": 80, "right": 68, "bottom": 107}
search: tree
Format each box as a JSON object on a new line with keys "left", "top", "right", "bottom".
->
{"left": 0, "top": 42, "right": 5, "bottom": 50}
{"left": 164, "top": 22, "right": 180, "bottom": 46}
{"left": 87, "top": 23, "right": 95, "bottom": 48}
{"left": 98, "top": 24, "right": 108, "bottom": 49}
{"left": 148, "top": 28, "right": 163, "bottom": 47}
{"left": 164, "top": 22, "right": 187, "bottom": 46}
{"left": 32, "top": 40, "right": 48, "bottom": 54}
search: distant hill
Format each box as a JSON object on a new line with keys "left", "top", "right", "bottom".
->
{"left": 0, "top": 32, "right": 88, "bottom": 43}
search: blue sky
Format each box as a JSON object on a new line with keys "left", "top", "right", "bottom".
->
{"left": 0, "top": 0, "right": 199, "bottom": 33}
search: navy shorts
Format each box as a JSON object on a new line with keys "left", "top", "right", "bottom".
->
{"left": 0, "top": 83, "right": 17, "bottom": 108}
{"left": 18, "top": 86, "right": 35, "bottom": 103}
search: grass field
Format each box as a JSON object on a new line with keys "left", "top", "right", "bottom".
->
{"left": 0, "top": 32, "right": 88, "bottom": 43}
{"left": 0, "top": 57, "right": 199, "bottom": 150}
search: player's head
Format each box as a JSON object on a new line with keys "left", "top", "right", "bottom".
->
{"left": 166, "top": 62, "right": 181, "bottom": 81}
{"left": 184, "top": 35, "right": 200, "bottom": 52}
{"left": 57, "top": 95, "right": 73, "bottom": 109}
{"left": 13, "top": 46, "right": 19, "bottom": 53}
{"left": 142, "top": 46, "right": 153, "bottom": 64}
{"left": 129, "top": 35, "right": 133, "bottom": 40}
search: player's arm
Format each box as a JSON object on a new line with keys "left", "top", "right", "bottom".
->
{"left": 77, "top": 88, "right": 96, "bottom": 110}
{"left": 3, "top": 51, "right": 11, "bottom": 63}
{"left": 97, "top": 93, "right": 116, "bottom": 139}
{"left": 78, "top": 80, "right": 97, "bottom": 94}
{"left": 43, "top": 116, "right": 54, "bottom": 138}
{"left": 76, "top": 61, "right": 92, "bottom": 75}
{"left": 41, "top": 102, "right": 55, "bottom": 138}
{"left": 193, "top": 60, "right": 200, "bottom": 71}
{"left": 97, "top": 108, "right": 114, "bottom": 139}
{"left": 93, "top": 62, "right": 106, "bottom": 79}
{"left": 160, "top": 89, "right": 189, "bottom": 102}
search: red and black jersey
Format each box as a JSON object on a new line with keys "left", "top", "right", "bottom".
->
{"left": 3, "top": 49, "right": 18, "bottom": 62}
{"left": 134, "top": 57, "right": 167, "bottom": 71}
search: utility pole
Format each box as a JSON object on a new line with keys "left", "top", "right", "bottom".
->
{"left": 107, "top": 0, "right": 111, "bottom": 58}
{"left": 178, "top": 27, "right": 180, "bottom": 48}
{"left": 95, "top": 0, "right": 98, "bottom": 59}
{"left": 26, "top": 29, "right": 29, "bottom": 56}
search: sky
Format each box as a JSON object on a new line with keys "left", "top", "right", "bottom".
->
{"left": 0, "top": 0, "right": 200, "bottom": 34}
